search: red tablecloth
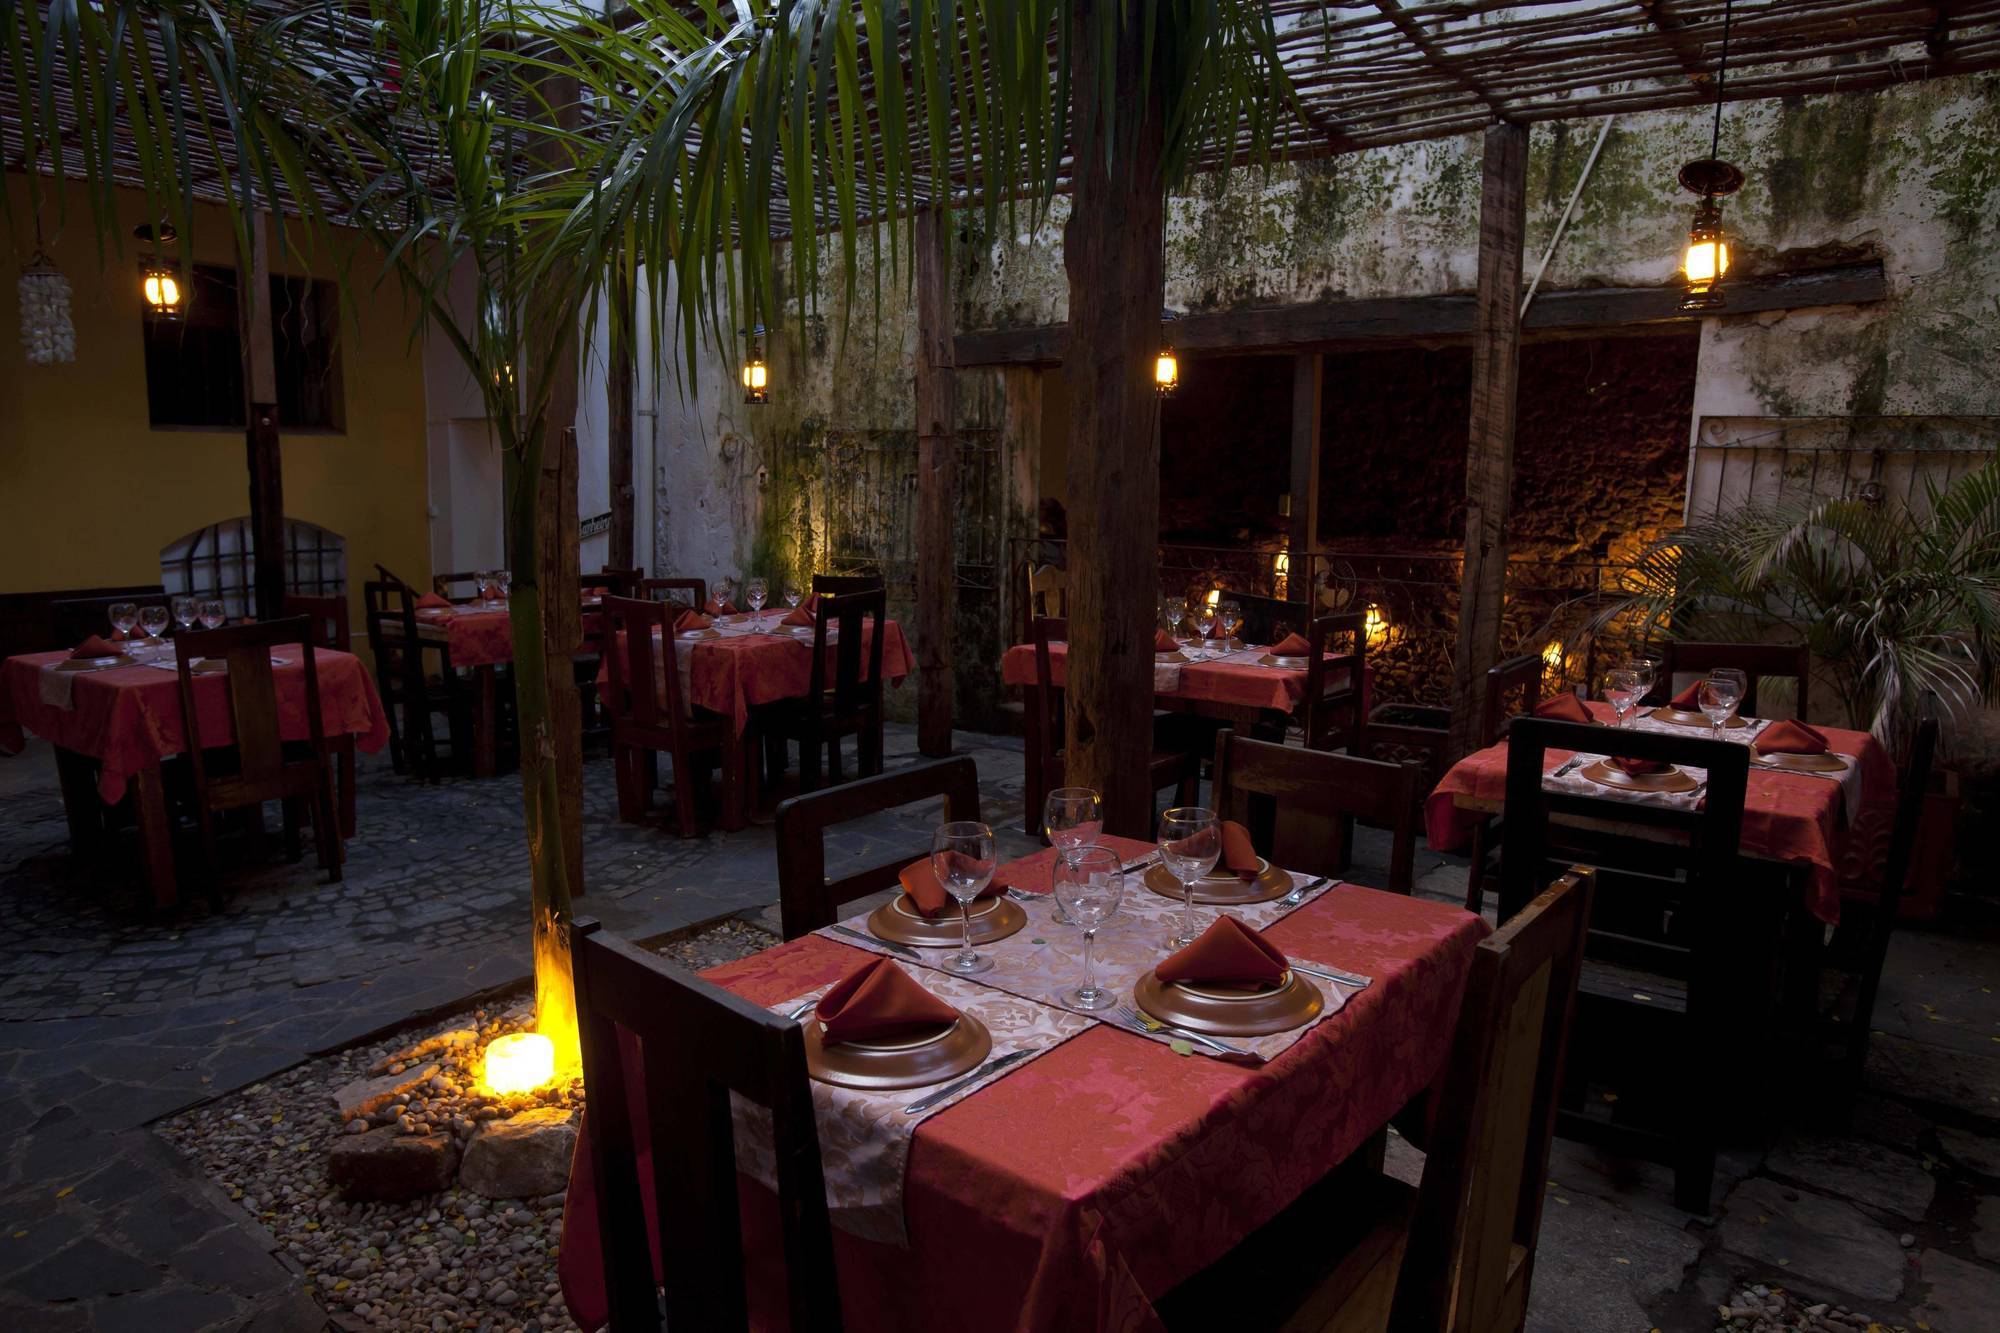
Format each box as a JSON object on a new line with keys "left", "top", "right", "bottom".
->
{"left": 1423, "top": 701, "right": 1897, "bottom": 924}
{"left": 558, "top": 836, "right": 1487, "bottom": 1332}
{"left": 0, "top": 648, "right": 391, "bottom": 803}
{"left": 1000, "top": 640, "right": 1366, "bottom": 717}
{"left": 415, "top": 604, "right": 515, "bottom": 668}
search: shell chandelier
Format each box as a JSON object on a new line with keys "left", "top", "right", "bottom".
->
{"left": 17, "top": 252, "right": 76, "bottom": 364}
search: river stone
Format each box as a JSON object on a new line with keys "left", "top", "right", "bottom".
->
{"left": 459, "top": 1108, "right": 577, "bottom": 1200}
{"left": 332, "top": 1063, "right": 441, "bottom": 1122}
{"left": 327, "top": 1126, "right": 459, "bottom": 1202}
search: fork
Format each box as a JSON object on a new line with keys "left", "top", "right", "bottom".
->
{"left": 1116, "top": 1005, "right": 1246, "bottom": 1058}
{"left": 1282, "top": 874, "right": 1330, "bottom": 907}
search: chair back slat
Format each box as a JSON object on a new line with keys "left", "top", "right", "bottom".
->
{"left": 640, "top": 577, "right": 708, "bottom": 612}
{"left": 774, "top": 757, "right": 983, "bottom": 938}
{"left": 571, "top": 920, "right": 840, "bottom": 1333}
{"left": 1302, "top": 612, "right": 1366, "bottom": 751}
{"left": 1661, "top": 640, "right": 1811, "bottom": 721}
{"left": 1481, "top": 651, "right": 1544, "bottom": 747}
{"left": 603, "top": 596, "right": 688, "bottom": 731}
{"left": 283, "top": 593, "right": 350, "bottom": 652}
{"left": 1030, "top": 616, "right": 1067, "bottom": 765}
{"left": 811, "top": 589, "right": 886, "bottom": 719}
{"left": 1212, "top": 730, "right": 1420, "bottom": 891}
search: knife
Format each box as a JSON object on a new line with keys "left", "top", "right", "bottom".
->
{"left": 1292, "top": 962, "right": 1373, "bottom": 989}
{"left": 828, "top": 924, "right": 922, "bottom": 959}
{"left": 1121, "top": 853, "right": 1159, "bottom": 874}
{"left": 902, "top": 1049, "right": 1032, "bottom": 1115}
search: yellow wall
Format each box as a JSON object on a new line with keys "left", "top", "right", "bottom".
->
{"left": 1, "top": 173, "right": 431, "bottom": 644}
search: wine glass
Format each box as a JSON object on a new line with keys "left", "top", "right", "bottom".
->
{"left": 783, "top": 581, "right": 804, "bottom": 611}
{"left": 1625, "top": 658, "right": 1658, "bottom": 717}
{"left": 199, "top": 599, "right": 227, "bottom": 630}
{"left": 1044, "top": 786, "right": 1103, "bottom": 927}
{"left": 496, "top": 569, "right": 512, "bottom": 600}
{"left": 1711, "top": 667, "right": 1748, "bottom": 719}
{"left": 1158, "top": 806, "right": 1220, "bottom": 949}
{"left": 1219, "top": 600, "right": 1243, "bottom": 647}
{"left": 1162, "top": 597, "right": 1186, "bottom": 643}
{"left": 107, "top": 602, "right": 139, "bottom": 642}
{"left": 139, "top": 605, "right": 170, "bottom": 644}
{"left": 172, "top": 595, "right": 199, "bottom": 634}
{"left": 1602, "top": 668, "right": 1640, "bottom": 728}
{"left": 931, "top": 822, "right": 997, "bottom": 975}
{"left": 745, "top": 577, "right": 769, "bottom": 632}
{"left": 713, "top": 574, "right": 736, "bottom": 616}
{"left": 1190, "top": 603, "right": 1219, "bottom": 660}
{"left": 1054, "top": 847, "right": 1124, "bottom": 1011}
{"left": 1697, "top": 676, "right": 1741, "bottom": 740}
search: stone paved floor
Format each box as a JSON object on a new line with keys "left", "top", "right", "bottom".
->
{"left": 2, "top": 725, "right": 1998, "bottom": 1330}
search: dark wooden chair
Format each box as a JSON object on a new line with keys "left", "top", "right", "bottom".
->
{"left": 773, "top": 756, "right": 982, "bottom": 939}
{"left": 810, "top": 572, "right": 883, "bottom": 597}
{"left": 1499, "top": 716, "right": 1756, "bottom": 1215}
{"left": 1023, "top": 616, "right": 1199, "bottom": 835}
{"left": 763, "top": 588, "right": 888, "bottom": 793}
{"left": 282, "top": 593, "right": 350, "bottom": 651}
{"left": 1660, "top": 640, "right": 1811, "bottom": 720}
{"left": 52, "top": 591, "right": 167, "bottom": 645}
{"left": 570, "top": 918, "right": 839, "bottom": 1333}
{"left": 1300, "top": 612, "right": 1367, "bottom": 752}
{"left": 595, "top": 566, "right": 645, "bottom": 594}
{"left": 173, "top": 616, "right": 342, "bottom": 883}
{"left": 602, "top": 596, "right": 732, "bottom": 837}
{"left": 1230, "top": 590, "right": 1305, "bottom": 646}
{"left": 1463, "top": 651, "right": 1548, "bottom": 915}
{"left": 1211, "top": 729, "right": 1420, "bottom": 892}
{"left": 1159, "top": 867, "right": 1594, "bottom": 1333}
{"left": 363, "top": 580, "right": 460, "bottom": 779}
{"left": 640, "top": 577, "right": 708, "bottom": 612}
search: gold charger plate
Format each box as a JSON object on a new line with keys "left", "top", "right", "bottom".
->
{"left": 1132, "top": 968, "right": 1323, "bottom": 1037}
{"left": 1578, "top": 760, "right": 1701, "bottom": 793}
{"left": 55, "top": 655, "right": 128, "bottom": 672}
{"left": 866, "top": 893, "right": 1027, "bottom": 948}
{"left": 804, "top": 1011, "right": 992, "bottom": 1092}
{"left": 1257, "top": 653, "right": 1309, "bottom": 669}
{"left": 1646, "top": 707, "right": 1748, "bottom": 730}
{"left": 1751, "top": 749, "right": 1849, "bottom": 773}
{"left": 1144, "top": 859, "right": 1292, "bottom": 906}
{"left": 676, "top": 628, "right": 721, "bottom": 641}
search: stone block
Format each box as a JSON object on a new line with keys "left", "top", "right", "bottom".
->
{"left": 326, "top": 1126, "right": 458, "bottom": 1202}
{"left": 1764, "top": 1134, "right": 1935, "bottom": 1222}
{"left": 329, "top": 1063, "right": 439, "bottom": 1121}
{"left": 458, "top": 1107, "right": 576, "bottom": 1200}
{"left": 1914, "top": 1248, "right": 2000, "bottom": 1332}
{"left": 1715, "top": 1176, "right": 1907, "bottom": 1304}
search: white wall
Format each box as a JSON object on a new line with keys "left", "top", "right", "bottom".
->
{"left": 422, "top": 260, "right": 505, "bottom": 580}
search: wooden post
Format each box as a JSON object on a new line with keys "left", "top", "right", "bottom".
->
{"left": 915, "top": 205, "right": 957, "bottom": 757}
{"left": 239, "top": 211, "right": 285, "bottom": 621}
{"left": 1062, "top": 2, "right": 1167, "bottom": 837}
{"left": 1286, "top": 352, "right": 1322, "bottom": 601}
{"left": 607, "top": 256, "right": 636, "bottom": 571}
{"left": 1447, "top": 123, "right": 1529, "bottom": 759}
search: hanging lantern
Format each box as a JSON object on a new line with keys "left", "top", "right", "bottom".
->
{"left": 134, "top": 221, "right": 185, "bottom": 321}
{"left": 741, "top": 323, "right": 770, "bottom": 404}
{"left": 17, "top": 252, "right": 76, "bottom": 364}
{"left": 1154, "top": 309, "right": 1179, "bottom": 397}
{"left": 1675, "top": 1, "right": 1743, "bottom": 312}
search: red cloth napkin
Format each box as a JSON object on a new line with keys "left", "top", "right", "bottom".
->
{"left": 1154, "top": 629, "right": 1180, "bottom": 654}
{"left": 1155, "top": 916, "right": 1288, "bottom": 990}
{"left": 1534, "top": 692, "right": 1594, "bottom": 724}
{"left": 673, "top": 611, "right": 712, "bottom": 634}
{"left": 1205, "top": 622, "right": 1231, "bottom": 640}
{"left": 584, "top": 585, "right": 608, "bottom": 599}
{"left": 782, "top": 601, "right": 816, "bottom": 627}
{"left": 417, "top": 592, "right": 452, "bottom": 611}
{"left": 1270, "top": 633, "right": 1310, "bottom": 657}
{"left": 704, "top": 598, "right": 738, "bottom": 616}
{"left": 1219, "top": 820, "right": 1260, "bottom": 880}
{"left": 814, "top": 957, "right": 960, "bottom": 1046}
{"left": 898, "top": 856, "right": 1003, "bottom": 917}
{"left": 1755, "top": 719, "right": 1829, "bottom": 755}
{"left": 1668, "top": 680, "right": 1704, "bottom": 710}
{"left": 70, "top": 635, "right": 123, "bottom": 659}
{"left": 1608, "top": 755, "right": 1673, "bottom": 776}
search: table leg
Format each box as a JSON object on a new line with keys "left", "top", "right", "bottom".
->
{"left": 335, "top": 736, "right": 357, "bottom": 837}
{"left": 718, "top": 730, "right": 749, "bottom": 832}
{"left": 473, "top": 665, "right": 497, "bottom": 778}
{"left": 53, "top": 747, "right": 104, "bottom": 847}
{"left": 133, "top": 764, "right": 177, "bottom": 911}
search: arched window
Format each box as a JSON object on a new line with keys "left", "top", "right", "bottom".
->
{"left": 160, "top": 519, "right": 346, "bottom": 619}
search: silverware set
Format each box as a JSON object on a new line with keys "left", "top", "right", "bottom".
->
{"left": 1116, "top": 1005, "right": 1246, "bottom": 1058}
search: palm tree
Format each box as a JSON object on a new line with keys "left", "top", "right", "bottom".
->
{"left": 10, "top": 0, "right": 1295, "bottom": 1056}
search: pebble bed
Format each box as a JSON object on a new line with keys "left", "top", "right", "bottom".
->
{"left": 1713, "top": 1284, "right": 1910, "bottom": 1332}
{"left": 158, "top": 916, "right": 777, "bottom": 1331}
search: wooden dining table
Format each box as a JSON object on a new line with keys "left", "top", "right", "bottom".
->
{"left": 557, "top": 835, "right": 1487, "bottom": 1332}
{"left": 0, "top": 643, "right": 391, "bottom": 907}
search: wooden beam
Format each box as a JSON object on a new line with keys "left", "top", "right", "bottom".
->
{"left": 1062, "top": 0, "right": 1166, "bottom": 838}
{"left": 953, "top": 262, "right": 1888, "bottom": 366}
{"left": 238, "top": 211, "right": 285, "bottom": 622}
{"left": 1447, "top": 123, "right": 1529, "bottom": 761}
{"left": 1286, "top": 352, "right": 1321, "bottom": 590}
{"left": 914, "top": 205, "right": 957, "bottom": 758}
{"left": 607, "top": 257, "right": 636, "bottom": 571}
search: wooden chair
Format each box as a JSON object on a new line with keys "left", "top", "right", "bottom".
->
{"left": 601, "top": 596, "right": 732, "bottom": 837}
{"left": 282, "top": 593, "right": 350, "bottom": 651}
{"left": 173, "top": 617, "right": 342, "bottom": 883}
{"left": 810, "top": 572, "right": 883, "bottom": 597}
{"left": 1660, "top": 640, "right": 1811, "bottom": 720}
{"left": 1159, "top": 867, "right": 1595, "bottom": 1333}
{"left": 1211, "top": 729, "right": 1420, "bottom": 892}
{"left": 640, "top": 577, "right": 708, "bottom": 612}
{"left": 595, "top": 566, "right": 645, "bottom": 594}
{"left": 570, "top": 918, "right": 838, "bottom": 1333}
{"left": 1499, "top": 716, "right": 1756, "bottom": 1215}
{"left": 1300, "top": 612, "right": 1368, "bottom": 752}
{"left": 363, "top": 580, "right": 460, "bottom": 779}
{"left": 1230, "top": 590, "right": 1305, "bottom": 646}
{"left": 763, "top": 589, "right": 888, "bottom": 793}
{"left": 773, "top": 757, "right": 982, "bottom": 939}
{"left": 1463, "top": 652, "right": 1547, "bottom": 915}
{"left": 1024, "top": 616, "right": 1200, "bottom": 834}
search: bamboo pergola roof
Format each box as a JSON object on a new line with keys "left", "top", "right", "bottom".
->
{"left": 7, "top": 1, "right": 2000, "bottom": 237}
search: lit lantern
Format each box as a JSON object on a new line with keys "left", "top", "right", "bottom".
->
{"left": 482, "top": 1032, "right": 555, "bottom": 1095}
{"left": 1675, "top": 2, "right": 1743, "bottom": 313}
{"left": 140, "top": 257, "right": 185, "bottom": 320}
{"left": 1363, "top": 603, "right": 1388, "bottom": 642}
{"left": 1155, "top": 308, "right": 1179, "bottom": 397}
{"left": 741, "top": 323, "right": 770, "bottom": 405}
{"left": 1542, "top": 640, "right": 1566, "bottom": 668}
{"left": 1272, "top": 546, "right": 1291, "bottom": 600}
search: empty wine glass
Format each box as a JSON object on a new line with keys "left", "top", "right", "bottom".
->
{"left": 1162, "top": 597, "right": 1186, "bottom": 643}
{"left": 1190, "top": 603, "right": 1219, "bottom": 660}
{"left": 108, "top": 602, "right": 138, "bottom": 641}
{"left": 199, "top": 599, "right": 227, "bottom": 630}
{"left": 1602, "top": 668, "right": 1640, "bottom": 728}
{"left": 931, "top": 821, "right": 997, "bottom": 975}
{"left": 1054, "top": 847, "right": 1124, "bottom": 1011}
{"left": 1698, "top": 676, "right": 1741, "bottom": 740}
{"left": 745, "top": 577, "right": 769, "bottom": 632}
{"left": 1044, "top": 786, "right": 1103, "bottom": 927}
{"left": 713, "top": 575, "right": 736, "bottom": 615}
{"left": 783, "top": 581, "right": 804, "bottom": 610}
{"left": 1159, "top": 806, "right": 1220, "bottom": 949}
{"left": 473, "top": 569, "right": 494, "bottom": 603}
{"left": 1711, "top": 667, "right": 1748, "bottom": 719}
{"left": 172, "top": 595, "right": 199, "bottom": 633}
{"left": 1219, "top": 600, "right": 1243, "bottom": 646}
{"left": 496, "top": 569, "right": 512, "bottom": 600}
{"left": 139, "top": 605, "right": 170, "bottom": 643}
{"left": 1626, "top": 658, "right": 1658, "bottom": 714}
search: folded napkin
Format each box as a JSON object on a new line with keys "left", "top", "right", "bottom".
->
{"left": 1755, "top": 719, "right": 1829, "bottom": 755}
{"left": 782, "top": 600, "right": 817, "bottom": 627}
{"left": 1155, "top": 916, "right": 1288, "bottom": 990}
{"left": 1269, "top": 633, "right": 1311, "bottom": 657}
{"left": 1220, "top": 820, "right": 1260, "bottom": 880}
{"left": 673, "top": 611, "right": 712, "bottom": 634}
{"left": 1608, "top": 755, "right": 1673, "bottom": 776}
{"left": 584, "top": 585, "right": 608, "bottom": 599}
{"left": 1204, "top": 622, "right": 1231, "bottom": 640}
{"left": 1534, "top": 692, "right": 1594, "bottom": 724}
{"left": 417, "top": 592, "right": 452, "bottom": 611}
{"left": 704, "top": 598, "right": 739, "bottom": 616}
{"left": 1153, "top": 629, "right": 1180, "bottom": 654}
{"left": 70, "top": 635, "right": 123, "bottom": 660}
{"left": 815, "top": 957, "right": 960, "bottom": 1046}
{"left": 1668, "top": 680, "right": 1704, "bottom": 710}
{"left": 898, "top": 855, "right": 1003, "bottom": 917}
